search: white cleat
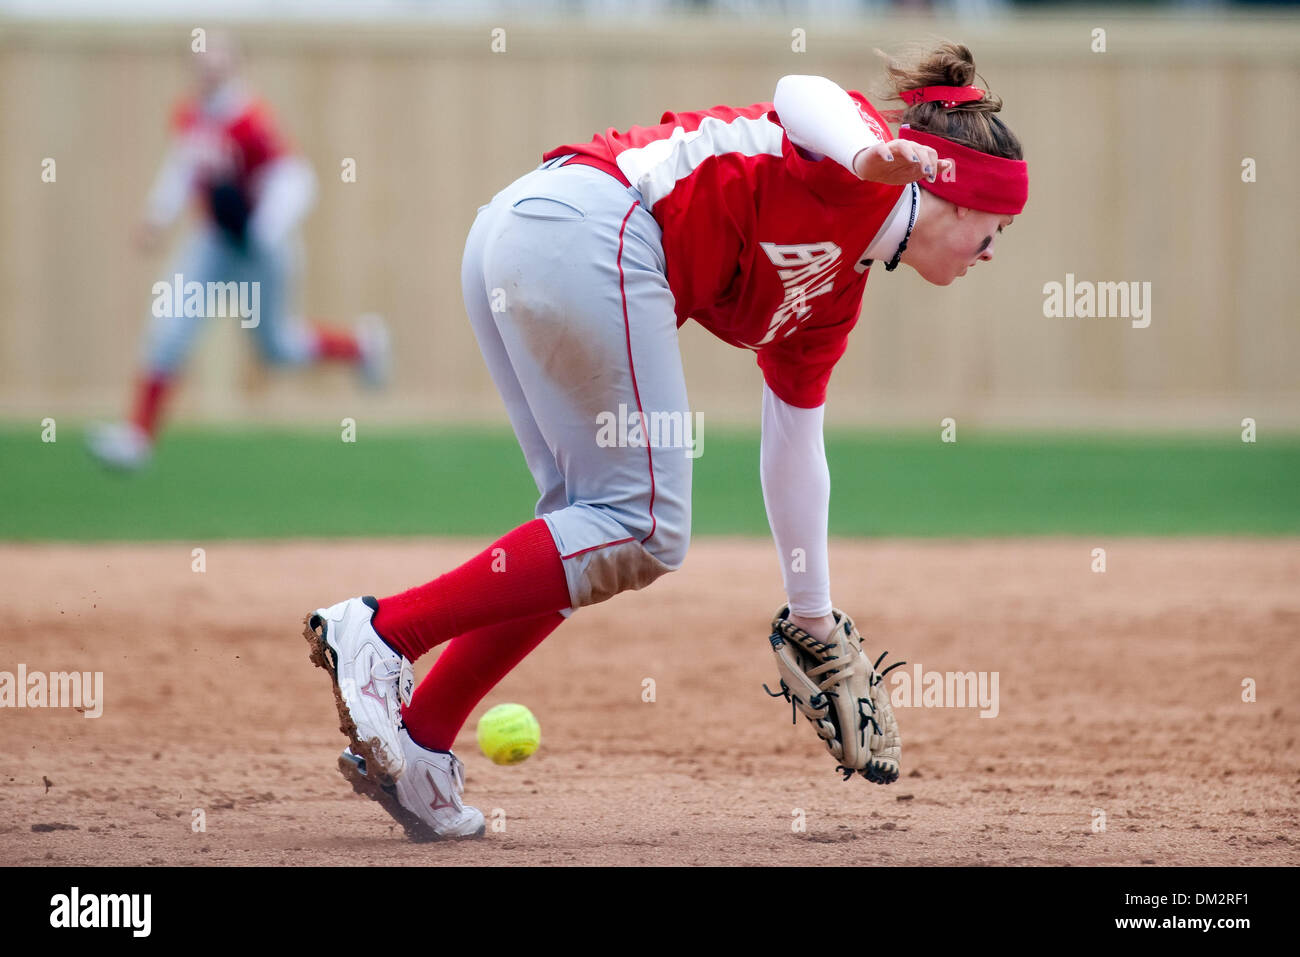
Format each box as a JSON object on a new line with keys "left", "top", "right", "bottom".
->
{"left": 304, "top": 596, "right": 413, "bottom": 783}
{"left": 86, "top": 421, "right": 152, "bottom": 471}
{"left": 355, "top": 313, "right": 391, "bottom": 389}
{"left": 339, "top": 731, "right": 486, "bottom": 842}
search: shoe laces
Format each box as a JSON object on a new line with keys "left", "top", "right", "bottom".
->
{"left": 370, "top": 656, "right": 401, "bottom": 687}
{"left": 368, "top": 656, "right": 407, "bottom": 725}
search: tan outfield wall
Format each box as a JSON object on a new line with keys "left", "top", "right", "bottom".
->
{"left": 1, "top": 14, "right": 1297, "bottom": 429}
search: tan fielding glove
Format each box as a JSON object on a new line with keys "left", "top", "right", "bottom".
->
{"left": 764, "top": 606, "right": 904, "bottom": 784}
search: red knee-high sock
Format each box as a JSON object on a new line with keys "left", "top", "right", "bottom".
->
{"left": 313, "top": 324, "right": 362, "bottom": 362}
{"left": 371, "top": 519, "right": 570, "bottom": 662}
{"left": 130, "top": 374, "right": 172, "bottom": 439}
{"left": 402, "top": 610, "right": 565, "bottom": 751}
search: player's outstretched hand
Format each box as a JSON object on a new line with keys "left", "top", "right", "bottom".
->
{"left": 762, "top": 605, "right": 904, "bottom": 784}
{"left": 853, "top": 139, "right": 953, "bottom": 186}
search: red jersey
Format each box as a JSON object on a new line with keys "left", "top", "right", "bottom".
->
{"left": 170, "top": 96, "right": 286, "bottom": 221}
{"left": 542, "top": 92, "right": 903, "bottom": 408}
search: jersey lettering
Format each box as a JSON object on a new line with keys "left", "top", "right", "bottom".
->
{"left": 756, "top": 241, "right": 842, "bottom": 345}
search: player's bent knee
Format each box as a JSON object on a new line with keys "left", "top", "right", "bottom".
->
{"left": 255, "top": 326, "right": 314, "bottom": 367}
{"left": 570, "top": 533, "right": 686, "bottom": 607}
{"left": 258, "top": 346, "right": 293, "bottom": 366}
{"left": 644, "top": 522, "right": 690, "bottom": 573}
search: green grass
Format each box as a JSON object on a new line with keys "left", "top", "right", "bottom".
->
{"left": 1, "top": 425, "right": 1297, "bottom": 541}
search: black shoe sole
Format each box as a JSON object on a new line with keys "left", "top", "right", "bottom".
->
{"left": 337, "top": 750, "right": 486, "bottom": 843}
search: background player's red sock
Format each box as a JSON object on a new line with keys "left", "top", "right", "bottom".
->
{"left": 130, "top": 374, "right": 172, "bottom": 439}
{"left": 402, "top": 610, "right": 565, "bottom": 751}
{"left": 312, "top": 324, "right": 362, "bottom": 362}
{"left": 371, "top": 518, "right": 570, "bottom": 662}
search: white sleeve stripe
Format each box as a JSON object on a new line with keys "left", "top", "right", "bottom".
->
{"left": 615, "top": 112, "right": 785, "bottom": 210}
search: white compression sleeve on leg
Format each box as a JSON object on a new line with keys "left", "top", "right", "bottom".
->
{"left": 760, "top": 382, "right": 832, "bottom": 617}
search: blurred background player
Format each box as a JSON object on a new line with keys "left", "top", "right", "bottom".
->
{"left": 88, "top": 32, "right": 389, "bottom": 470}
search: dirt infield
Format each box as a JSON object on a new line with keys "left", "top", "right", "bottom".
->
{"left": 2, "top": 539, "right": 1297, "bottom": 866}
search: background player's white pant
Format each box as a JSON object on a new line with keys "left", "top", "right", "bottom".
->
{"left": 462, "top": 159, "right": 692, "bottom": 609}
{"left": 142, "top": 225, "right": 318, "bottom": 376}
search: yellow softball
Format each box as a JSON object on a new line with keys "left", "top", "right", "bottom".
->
{"left": 476, "top": 702, "right": 541, "bottom": 766}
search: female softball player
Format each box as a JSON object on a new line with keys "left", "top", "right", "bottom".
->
{"left": 88, "top": 35, "right": 389, "bottom": 470}
{"left": 304, "top": 41, "right": 1028, "bottom": 840}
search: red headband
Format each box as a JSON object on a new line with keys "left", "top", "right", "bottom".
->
{"left": 900, "top": 85, "right": 986, "bottom": 109}
{"left": 898, "top": 126, "right": 1028, "bottom": 216}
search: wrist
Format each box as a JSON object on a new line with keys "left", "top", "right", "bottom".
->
{"left": 787, "top": 611, "right": 836, "bottom": 641}
{"left": 852, "top": 146, "right": 871, "bottom": 180}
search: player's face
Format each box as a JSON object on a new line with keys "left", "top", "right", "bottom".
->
{"left": 906, "top": 198, "right": 1014, "bottom": 286}
{"left": 195, "top": 38, "right": 238, "bottom": 99}
{"left": 953, "top": 208, "right": 1014, "bottom": 279}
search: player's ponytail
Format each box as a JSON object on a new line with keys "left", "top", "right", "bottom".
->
{"left": 874, "top": 40, "right": 1023, "bottom": 163}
